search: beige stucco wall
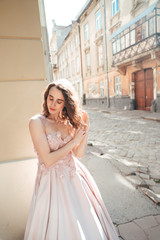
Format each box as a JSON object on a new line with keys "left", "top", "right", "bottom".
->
{"left": 0, "top": 0, "right": 41, "bottom": 38}
{"left": 0, "top": 0, "right": 47, "bottom": 239}
{"left": 0, "top": 0, "right": 46, "bottom": 162}
{"left": 0, "top": 39, "right": 45, "bottom": 81}
{"left": 0, "top": 81, "right": 46, "bottom": 162}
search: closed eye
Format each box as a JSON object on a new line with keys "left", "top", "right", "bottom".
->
{"left": 57, "top": 100, "right": 63, "bottom": 104}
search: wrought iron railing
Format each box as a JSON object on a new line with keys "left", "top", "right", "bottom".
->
{"left": 111, "top": 7, "right": 160, "bottom": 65}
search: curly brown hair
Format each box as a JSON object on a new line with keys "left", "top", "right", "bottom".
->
{"left": 42, "top": 79, "right": 84, "bottom": 129}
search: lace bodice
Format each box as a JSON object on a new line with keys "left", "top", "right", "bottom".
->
{"left": 46, "top": 130, "right": 72, "bottom": 151}
{"left": 35, "top": 128, "right": 76, "bottom": 187}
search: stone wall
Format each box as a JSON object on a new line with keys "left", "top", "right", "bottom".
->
{"left": 85, "top": 96, "right": 133, "bottom": 110}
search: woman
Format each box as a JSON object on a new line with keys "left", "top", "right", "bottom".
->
{"left": 24, "top": 79, "right": 119, "bottom": 240}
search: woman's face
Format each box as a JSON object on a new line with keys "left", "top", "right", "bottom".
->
{"left": 47, "top": 86, "right": 65, "bottom": 118}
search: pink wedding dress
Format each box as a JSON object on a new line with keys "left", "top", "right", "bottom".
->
{"left": 24, "top": 115, "right": 119, "bottom": 240}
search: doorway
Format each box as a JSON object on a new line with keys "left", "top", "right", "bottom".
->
{"left": 134, "top": 69, "right": 153, "bottom": 110}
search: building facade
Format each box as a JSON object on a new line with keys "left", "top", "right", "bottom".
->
{"left": 50, "top": 20, "right": 72, "bottom": 80}
{"left": 50, "top": 0, "right": 160, "bottom": 112}
{"left": 78, "top": 0, "right": 107, "bottom": 105}
{"left": 107, "top": 0, "right": 160, "bottom": 111}
{"left": 50, "top": 21, "right": 83, "bottom": 100}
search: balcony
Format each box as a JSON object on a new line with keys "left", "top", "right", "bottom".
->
{"left": 112, "top": 34, "right": 160, "bottom": 66}
{"left": 110, "top": 4, "right": 160, "bottom": 66}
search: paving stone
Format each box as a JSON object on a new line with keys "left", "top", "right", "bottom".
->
{"left": 139, "top": 173, "right": 150, "bottom": 180}
{"left": 119, "top": 166, "right": 134, "bottom": 176}
{"left": 148, "top": 157, "right": 157, "bottom": 161}
{"left": 133, "top": 156, "right": 141, "bottom": 162}
{"left": 150, "top": 184, "right": 160, "bottom": 194}
{"left": 148, "top": 165, "right": 157, "bottom": 170}
{"left": 126, "top": 175, "right": 144, "bottom": 186}
{"left": 134, "top": 153, "right": 142, "bottom": 158}
{"left": 134, "top": 216, "right": 158, "bottom": 230}
{"left": 155, "top": 153, "right": 160, "bottom": 158}
{"left": 127, "top": 150, "right": 135, "bottom": 158}
{"left": 144, "top": 179, "right": 156, "bottom": 186}
{"left": 150, "top": 172, "right": 160, "bottom": 180}
{"left": 154, "top": 215, "right": 160, "bottom": 224}
{"left": 120, "top": 151, "right": 127, "bottom": 157}
{"left": 138, "top": 167, "right": 148, "bottom": 174}
{"left": 118, "top": 222, "right": 148, "bottom": 240}
{"left": 130, "top": 167, "right": 139, "bottom": 172}
{"left": 144, "top": 225, "right": 160, "bottom": 240}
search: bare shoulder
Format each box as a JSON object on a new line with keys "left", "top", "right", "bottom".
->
{"left": 29, "top": 115, "right": 44, "bottom": 130}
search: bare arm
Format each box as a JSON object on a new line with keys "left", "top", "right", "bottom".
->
{"left": 29, "top": 117, "right": 85, "bottom": 168}
{"left": 73, "top": 112, "right": 90, "bottom": 159}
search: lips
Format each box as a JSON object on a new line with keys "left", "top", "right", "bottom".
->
{"left": 50, "top": 108, "right": 56, "bottom": 111}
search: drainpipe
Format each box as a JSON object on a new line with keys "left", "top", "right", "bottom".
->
{"left": 103, "top": 0, "right": 110, "bottom": 108}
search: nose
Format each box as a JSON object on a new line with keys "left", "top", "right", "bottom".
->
{"left": 51, "top": 101, "right": 56, "bottom": 107}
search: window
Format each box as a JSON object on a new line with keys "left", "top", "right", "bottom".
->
{"left": 59, "top": 71, "right": 62, "bottom": 78}
{"left": 96, "top": 10, "right": 102, "bottom": 31}
{"left": 149, "top": 17, "right": 155, "bottom": 35}
{"left": 86, "top": 53, "right": 90, "bottom": 69}
{"left": 115, "top": 76, "right": 121, "bottom": 96}
{"left": 68, "top": 64, "right": 70, "bottom": 78}
{"left": 100, "top": 81, "right": 104, "bottom": 97}
{"left": 72, "top": 60, "right": 75, "bottom": 76}
{"left": 67, "top": 45, "right": 70, "bottom": 57}
{"left": 62, "top": 52, "right": 64, "bottom": 61}
{"left": 130, "top": 29, "right": 136, "bottom": 45}
{"left": 71, "top": 39, "right": 75, "bottom": 50}
{"left": 84, "top": 23, "right": 89, "bottom": 41}
{"left": 88, "top": 83, "right": 98, "bottom": 97}
{"left": 142, "top": 22, "right": 148, "bottom": 39}
{"left": 76, "top": 57, "right": 80, "bottom": 73}
{"left": 117, "top": 39, "right": 121, "bottom": 52}
{"left": 125, "top": 33, "right": 130, "bottom": 48}
{"left": 65, "top": 48, "right": 68, "bottom": 58}
{"left": 66, "top": 67, "right": 69, "bottom": 78}
{"left": 157, "top": 15, "right": 160, "bottom": 33}
{"left": 97, "top": 45, "right": 103, "bottom": 67}
{"left": 121, "top": 36, "right": 125, "bottom": 50}
{"left": 70, "top": 42, "right": 72, "bottom": 52}
{"left": 136, "top": 26, "right": 142, "bottom": 42}
{"left": 75, "top": 34, "right": 78, "bottom": 47}
{"left": 113, "top": 41, "right": 116, "bottom": 54}
{"left": 112, "top": 0, "right": 119, "bottom": 17}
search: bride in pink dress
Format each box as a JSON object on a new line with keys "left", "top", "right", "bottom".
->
{"left": 24, "top": 79, "right": 119, "bottom": 240}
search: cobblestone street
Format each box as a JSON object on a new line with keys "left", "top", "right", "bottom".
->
{"left": 83, "top": 107, "right": 160, "bottom": 240}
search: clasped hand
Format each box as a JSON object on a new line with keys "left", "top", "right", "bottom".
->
{"left": 73, "top": 127, "right": 87, "bottom": 145}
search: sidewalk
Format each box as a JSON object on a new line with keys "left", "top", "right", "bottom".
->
{"left": 116, "top": 215, "right": 160, "bottom": 240}
{"left": 84, "top": 106, "right": 160, "bottom": 240}
{"left": 84, "top": 106, "right": 160, "bottom": 122}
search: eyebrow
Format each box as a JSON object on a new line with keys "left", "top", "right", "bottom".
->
{"left": 49, "top": 94, "right": 64, "bottom": 101}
